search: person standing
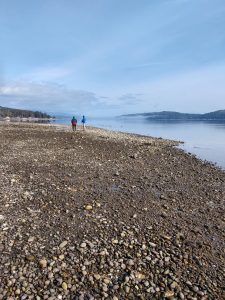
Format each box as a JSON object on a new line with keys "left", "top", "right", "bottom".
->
{"left": 71, "top": 116, "right": 77, "bottom": 131}
{"left": 81, "top": 115, "right": 86, "bottom": 130}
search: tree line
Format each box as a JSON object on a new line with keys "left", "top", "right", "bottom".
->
{"left": 0, "top": 106, "right": 51, "bottom": 119}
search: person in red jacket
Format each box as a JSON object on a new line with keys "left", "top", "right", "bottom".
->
{"left": 71, "top": 116, "right": 77, "bottom": 131}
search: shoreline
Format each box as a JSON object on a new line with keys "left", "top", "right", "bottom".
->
{"left": 0, "top": 117, "right": 54, "bottom": 121}
{"left": 0, "top": 122, "right": 224, "bottom": 299}
{"left": 2, "top": 119, "right": 225, "bottom": 170}
{"left": 56, "top": 122, "right": 225, "bottom": 172}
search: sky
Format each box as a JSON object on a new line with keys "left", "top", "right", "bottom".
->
{"left": 0, "top": 0, "right": 225, "bottom": 116}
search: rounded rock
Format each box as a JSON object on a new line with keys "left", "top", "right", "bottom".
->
{"left": 39, "top": 259, "right": 47, "bottom": 268}
{"left": 62, "top": 282, "right": 68, "bottom": 290}
{"left": 59, "top": 241, "right": 68, "bottom": 248}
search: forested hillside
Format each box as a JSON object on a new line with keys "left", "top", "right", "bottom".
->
{"left": 0, "top": 106, "right": 51, "bottom": 118}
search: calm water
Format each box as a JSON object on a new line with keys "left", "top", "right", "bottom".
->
{"left": 53, "top": 117, "right": 225, "bottom": 170}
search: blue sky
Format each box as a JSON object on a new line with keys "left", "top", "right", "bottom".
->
{"left": 0, "top": 0, "right": 225, "bottom": 116}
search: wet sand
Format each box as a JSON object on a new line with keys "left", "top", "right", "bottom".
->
{"left": 0, "top": 123, "right": 224, "bottom": 299}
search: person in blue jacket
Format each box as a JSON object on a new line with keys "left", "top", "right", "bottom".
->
{"left": 81, "top": 115, "right": 86, "bottom": 130}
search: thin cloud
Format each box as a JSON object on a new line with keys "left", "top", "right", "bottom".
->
{"left": 129, "top": 61, "right": 177, "bottom": 70}
{"left": 0, "top": 81, "right": 100, "bottom": 113}
{"left": 121, "top": 63, "right": 225, "bottom": 113}
{"left": 21, "top": 66, "right": 73, "bottom": 81}
{"left": 118, "top": 93, "right": 145, "bottom": 105}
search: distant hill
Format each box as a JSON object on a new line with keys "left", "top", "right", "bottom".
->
{"left": 0, "top": 106, "right": 52, "bottom": 119}
{"left": 120, "top": 110, "right": 225, "bottom": 120}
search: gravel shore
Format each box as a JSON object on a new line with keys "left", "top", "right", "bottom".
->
{"left": 0, "top": 123, "right": 224, "bottom": 300}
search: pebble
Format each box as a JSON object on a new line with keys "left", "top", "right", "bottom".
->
{"left": 62, "top": 282, "right": 68, "bottom": 290}
{"left": 28, "top": 236, "right": 35, "bottom": 242}
{"left": 142, "top": 244, "right": 147, "bottom": 250}
{"left": 165, "top": 256, "right": 170, "bottom": 262}
{"left": 94, "top": 274, "right": 101, "bottom": 280}
{"left": 179, "top": 292, "right": 185, "bottom": 299}
{"left": 103, "top": 278, "right": 110, "bottom": 284}
{"left": 102, "top": 284, "right": 108, "bottom": 292}
{"left": 165, "top": 290, "right": 174, "bottom": 298}
{"left": 48, "top": 272, "right": 54, "bottom": 279}
{"left": 186, "top": 280, "right": 192, "bottom": 286}
{"left": 59, "top": 254, "right": 65, "bottom": 260}
{"left": 39, "top": 259, "right": 47, "bottom": 268}
{"left": 15, "top": 289, "right": 21, "bottom": 295}
{"left": 26, "top": 255, "right": 35, "bottom": 261}
{"left": 171, "top": 281, "right": 178, "bottom": 289}
{"left": 85, "top": 205, "right": 93, "bottom": 210}
{"left": 80, "top": 242, "right": 87, "bottom": 248}
{"left": 136, "top": 272, "right": 145, "bottom": 280}
{"left": 59, "top": 241, "right": 68, "bottom": 248}
{"left": 127, "top": 259, "right": 134, "bottom": 266}
{"left": 112, "top": 239, "right": 119, "bottom": 244}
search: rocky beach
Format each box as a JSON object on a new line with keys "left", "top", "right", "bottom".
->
{"left": 0, "top": 122, "right": 224, "bottom": 300}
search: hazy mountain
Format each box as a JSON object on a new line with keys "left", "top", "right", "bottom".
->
{"left": 120, "top": 110, "right": 225, "bottom": 120}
